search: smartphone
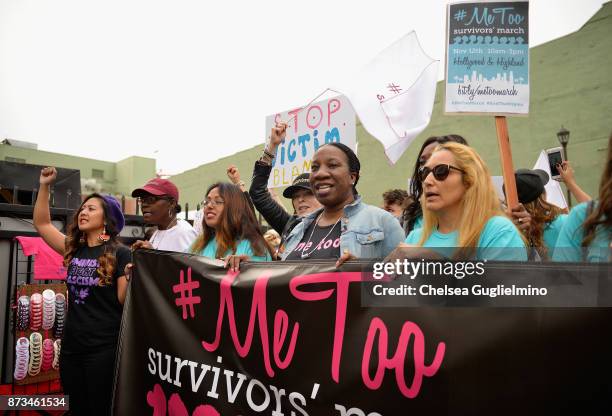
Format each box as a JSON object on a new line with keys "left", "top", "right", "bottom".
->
{"left": 546, "top": 147, "right": 565, "bottom": 179}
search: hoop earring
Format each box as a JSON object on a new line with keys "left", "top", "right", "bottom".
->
{"left": 98, "top": 225, "right": 110, "bottom": 243}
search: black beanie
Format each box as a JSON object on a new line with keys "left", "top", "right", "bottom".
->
{"left": 324, "top": 142, "right": 361, "bottom": 194}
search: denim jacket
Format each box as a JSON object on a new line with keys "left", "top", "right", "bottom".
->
{"left": 281, "top": 196, "right": 405, "bottom": 260}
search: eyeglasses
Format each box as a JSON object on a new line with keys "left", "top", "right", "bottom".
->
{"left": 202, "top": 199, "right": 225, "bottom": 208}
{"left": 418, "top": 164, "right": 465, "bottom": 182}
{"left": 138, "top": 196, "right": 171, "bottom": 205}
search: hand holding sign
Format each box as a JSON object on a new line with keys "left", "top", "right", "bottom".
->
{"left": 265, "top": 96, "right": 356, "bottom": 188}
{"left": 510, "top": 203, "right": 532, "bottom": 233}
{"left": 267, "top": 122, "right": 287, "bottom": 152}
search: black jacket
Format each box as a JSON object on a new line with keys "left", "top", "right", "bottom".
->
{"left": 249, "top": 161, "right": 302, "bottom": 245}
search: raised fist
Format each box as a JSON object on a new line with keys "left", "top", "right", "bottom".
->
{"left": 39, "top": 167, "right": 57, "bottom": 185}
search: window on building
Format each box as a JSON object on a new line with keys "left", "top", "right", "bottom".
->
{"left": 5, "top": 156, "right": 26, "bottom": 163}
{"left": 92, "top": 169, "right": 105, "bottom": 179}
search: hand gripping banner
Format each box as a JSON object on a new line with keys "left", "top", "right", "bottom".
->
{"left": 113, "top": 250, "right": 611, "bottom": 415}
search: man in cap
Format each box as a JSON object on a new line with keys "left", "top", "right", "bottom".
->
{"left": 131, "top": 178, "right": 197, "bottom": 252}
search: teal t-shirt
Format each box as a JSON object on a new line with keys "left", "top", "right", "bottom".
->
{"left": 191, "top": 238, "right": 272, "bottom": 262}
{"left": 413, "top": 215, "right": 423, "bottom": 230}
{"left": 404, "top": 215, "right": 527, "bottom": 261}
{"left": 552, "top": 202, "right": 610, "bottom": 262}
{"left": 543, "top": 214, "right": 567, "bottom": 250}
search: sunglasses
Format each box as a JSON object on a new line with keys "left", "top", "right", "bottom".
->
{"left": 138, "top": 196, "right": 172, "bottom": 205}
{"left": 418, "top": 164, "right": 465, "bottom": 182}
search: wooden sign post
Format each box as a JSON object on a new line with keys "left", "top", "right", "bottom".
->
{"left": 495, "top": 116, "right": 519, "bottom": 210}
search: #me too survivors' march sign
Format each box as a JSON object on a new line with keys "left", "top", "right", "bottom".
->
{"left": 114, "top": 250, "right": 612, "bottom": 415}
{"left": 265, "top": 95, "right": 356, "bottom": 188}
{"left": 445, "top": 0, "right": 529, "bottom": 114}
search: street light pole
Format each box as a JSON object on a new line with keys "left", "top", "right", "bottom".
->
{"left": 557, "top": 126, "right": 571, "bottom": 208}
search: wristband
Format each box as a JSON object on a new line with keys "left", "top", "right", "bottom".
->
{"left": 54, "top": 294, "right": 66, "bottom": 339}
{"left": 14, "top": 337, "right": 29, "bottom": 380}
{"left": 30, "top": 293, "right": 43, "bottom": 331}
{"left": 28, "top": 332, "right": 43, "bottom": 376}
{"left": 42, "top": 289, "right": 56, "bottom": 330}
{"left": 41, "top": 338, "right": 55, "bottom": 371}
{"left": 17, "top": 296, "right": 30, "bottom": 331}
{"left": 52, "top": 339, "right": 61, "bottom": 370}
{"left": 259, "top": 155, "right": 273, "bottom": 166}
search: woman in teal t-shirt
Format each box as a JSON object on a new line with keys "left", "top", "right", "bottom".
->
{"left": 403, "top": 142, "right": 527, "bottom": 261}
{"left": 510, "top": 169, "right": 569, "bottom": 260}
{"left": 552, "top": 133, "right": 611, "bottom": 262}
{"left": 552, "top": 202, "right": 610, "bottom": 262}
{"left": 189, "top": 182, "right": 272, "bottom": 270}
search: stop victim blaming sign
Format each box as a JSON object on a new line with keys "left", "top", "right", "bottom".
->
{"left": 265, "top": 95, "right": 357, "bottom": 188}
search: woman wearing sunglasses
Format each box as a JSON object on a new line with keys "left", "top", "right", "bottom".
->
{"left": 131, "top": 178, "right": 197, "bottom": 252}
{"left": 189, "top": 182, "right": 273, "bottom": 270}
{"left": 401, "top": 135, "right": 468, "bottom": 235}
{"left": 404, "top": 142, "right": 527, "bottom": 261}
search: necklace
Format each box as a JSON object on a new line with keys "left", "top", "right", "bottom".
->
{"left": 150, "top": 217, "right": 178, "bottom": 249}
{"left": 300, "top": 213, "right": 342, "bottom": 259}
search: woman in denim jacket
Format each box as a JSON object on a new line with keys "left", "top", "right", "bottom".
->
{"left": 281, "top": 143, "right": 404, "bottom": 265}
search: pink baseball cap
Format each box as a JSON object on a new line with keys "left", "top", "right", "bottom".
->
{"left": 132, "top": 178, "right": 179, "bottom": 201}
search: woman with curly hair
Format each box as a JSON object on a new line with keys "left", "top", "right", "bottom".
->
{"left": 189, "top": 182, "right": 272, "bottom": 270}
{"left": 33, "top": 167, "right": 130, "bottom": 415}
{"left": 553, "top": 133, "right": 612, "bottom": 262}
{"left": 511, "top": 169, "right": 567, "bottom": 260}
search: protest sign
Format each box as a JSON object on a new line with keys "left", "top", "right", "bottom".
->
{"left": 265, "top": 96, "right": 356, "bottom": 188}
{"left": 114, "top": 251, "right": 611, "bottom": 415}
{"left": 336, "top": 32, "right": 439, "bottom": 164}
{"left": 444, "top": 1, "right": 530, "bottom": 208}
{"left": 445, "top": 0, "right": 529, "bottom": 115}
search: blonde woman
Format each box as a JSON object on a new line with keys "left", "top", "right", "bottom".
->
{"left": 404, "top": 142, "right": 527, "bottom": 261}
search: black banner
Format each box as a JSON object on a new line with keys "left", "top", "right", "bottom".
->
{"left": 114, "top": 251, "right": 612, "bottom": 415}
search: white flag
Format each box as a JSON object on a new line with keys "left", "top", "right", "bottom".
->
{"left": 533, "top": 150, "right": 568, "bottom": 209}
{"left": 334, "top": 32, "right": 439, "bottom": 164}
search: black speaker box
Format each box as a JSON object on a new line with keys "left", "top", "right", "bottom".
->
{"left": 0, "top": 161, "right": 81, "bottom": 209}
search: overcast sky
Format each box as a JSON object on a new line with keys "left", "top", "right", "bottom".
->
{"left": 0, "top": 0, "right": 603, "bottom": 175}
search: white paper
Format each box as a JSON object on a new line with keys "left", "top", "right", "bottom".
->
{"left": 334, "top": 31, "right": 439, "bottom": 164}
